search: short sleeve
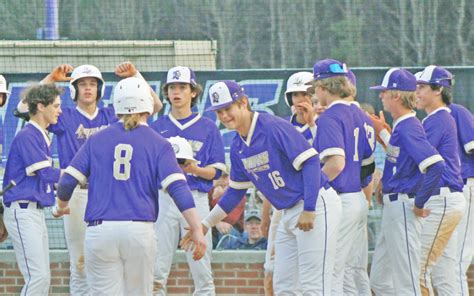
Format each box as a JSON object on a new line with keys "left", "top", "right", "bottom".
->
{"left": 315, "top": 114, "right": 345, "bottom": 162}
{"left": 17, "top": 134, "right": 53, "bottom": 176}
{"left": 456, "top": 108, "right": 474, "bottom": 153}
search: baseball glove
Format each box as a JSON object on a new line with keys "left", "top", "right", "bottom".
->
{"left": 0, "top": 214, "right": 8, "bottom": 243}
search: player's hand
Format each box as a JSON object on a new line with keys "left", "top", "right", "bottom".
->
{"left": 52, "top": 204, "right": 70, "bottom": 218}
{"left": 370, "top": 111, "right": 392, "bottom": 134}
{"left": 375, "top": 181, "right": 383, "bottom": 205}
{"left": 296, "top": 211, "right": 316, "bottom": 232}
{"left": 216, "top": 221, "right": 232, "bottom": 235}
{"left": 413, "top": 205, "right": 431, "bottom": 218}
{"left": 180, "top": 161, "right": 198, "bottom": 175}
{"left": 115, "top": 62, "right": 137, "bottom": 78}
{"left": 295, "top": 101, "right": 316, "bottom": 127}
{"left": 180, "top": 223, "right": 208, "bottom": 259}
{"left": 46, "top": 64, "right": 74, "bottom": 83}
{"left": 0, "top": 215, "right": 8, "bottom": 243}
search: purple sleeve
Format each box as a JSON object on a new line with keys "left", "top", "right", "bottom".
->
{"left": 36, "top": 167, "right": 61, "bottom": 183}
{"left": 166, "top": 179, "right": 196, "bottom": 212}
{"left": 456, "top": 107, "right": 474, "bottom": 153}
{"left": 315, "top": 114, "right": 345, "bottom": 161}
{"left": 270, "top": 121, "right": 317, "bottom": 170}
{"left": 17, "top": 132, "right": 56, "bottom": 176}
{"left": 217, "top": 187, "right": 248, "bottom": 214}
{"left": 302, "top": 156, "right": 320, "bottom": 211}
{"left": 57, "top": 173, "right": 79, "bottom": 202}
{"left": 228, "top": 146, "right": 252, "bottom": 189}
{"left": 415, "top": 161, "right": 445, "bottom": 208}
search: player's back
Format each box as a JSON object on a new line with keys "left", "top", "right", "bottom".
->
{"left": 448, "top": 103, "right": 474, "bottom": 180}
{"left": 83, "top": 122, "right": 174, "bottom": 222}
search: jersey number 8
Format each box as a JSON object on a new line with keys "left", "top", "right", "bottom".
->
{"left": 113, "top": 144, "right": 134, "bottom": 181}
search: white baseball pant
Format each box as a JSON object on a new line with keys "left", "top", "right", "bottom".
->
{"left": 63, "top": 187, "right": 89, "bottom": 295}
{"left": 370, "top": 193, "right": 422, "bottom": 296}
{"left": 273, "top": 186, "right": 341, "bottom": 295}
{"left": 343, "top": 199, "right": 371, "bottom": 296}
{"left": 85, "top": 221, "right": 157, "bottom": 295}
{"left": 3, "top": 201, "right": 51, "bottom": 296}
{"left": 331, "top": 191, "right": 368, "bottom": 296}
{"left": 154, "top": 190, "right": 215, "bottom": 296}
{"left": 420, "top": 188, "right": 466, "bottom": 296}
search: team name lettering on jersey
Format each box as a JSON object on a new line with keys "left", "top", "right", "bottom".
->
{"left": 241, "top": 151, "right": 270, "bottom": 175}
{"left": 75, "top": 124, "right": 109, "bottom": 139}
{"left": 386, "top": 144, "right": 400, "bottom": 163}
{"left": 188, "top": 139, "right": 204, "bottom": 155}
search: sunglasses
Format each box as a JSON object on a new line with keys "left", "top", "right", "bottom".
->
{"left": 314, "top": 63, "right": 348, "bottom": 78}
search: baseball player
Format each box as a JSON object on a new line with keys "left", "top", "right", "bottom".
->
{"left": 182, "top": 80, "right": 342, "bottom": 295}
{"left": 415, "top": 66, "right": 468, "bottom": 296}
{"left": 151, "top": 66, "right": 226, "bottom": 296}
{"left": 3, "top": 83, "right": 63, "bottom": 295}
{"left": 308, "top": 59, "right": 374, "bottom": 295}
{"left": 53, "top": 77, "right": 206, "bottom": 295}
{"left": 16, "top": 62, "right": 161, "bottom": 295}
{"left": 0, "top": 74, "right": 10, "bottom": 244}
{"left": 369, "top": 68, "right": 445, "bottom": 295}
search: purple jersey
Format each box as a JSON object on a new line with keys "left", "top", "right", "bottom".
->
{"left": 227, "top": 112, "right": 326, "bottom": 210}
{"left": 3, "top": 122, "right": 59, "bottom": 206}
{"left": 314, "top": 100, "right": 373, "bottom": 193}
{"left": 65, "top": 122, "right": 187, "bottom": 222}
{"left": 422, "top": 107, "right": 463, "bottom": 191}
{"left": 289, "top": 114, "right": 317, "bottom": 144}
{"left": 448, "top": 103, "right": 474, "bottom": 180}
{"left": 48, "top": 106, "right": 117, "bottom": 168}
{"left": 382, "top": 113, "right": 443, "bottom": 194}
{"left": 151, "top": 113, "right": 226, "bottom": 193}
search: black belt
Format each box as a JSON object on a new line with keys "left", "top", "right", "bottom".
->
{"left": 431, "top": 187, "right": 461, "bottom": 196}
{"left": 4, "top": 201, "right": 44, "bottom": 209}
{"left": 79, "top": 183, "right": 89, "bottom": 190}
{"left": 87, "top": 220, "right": 150, "bottom": 227}
{"left": 387, "top": 193, "right": 415, "bottom": 202}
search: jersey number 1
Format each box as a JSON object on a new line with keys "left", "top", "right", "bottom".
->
{"left": 113, "top": 144, "right": 134, "bottom": 181}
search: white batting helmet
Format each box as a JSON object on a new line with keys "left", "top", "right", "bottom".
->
{"left": 168, "top": 136, "right": 196, "bottom": 162}
{"left": 284, "top": 72, "right": 313, "bottom": 107}
{"left": 69, "top": 65, "right": 105, "bottom": 101}
{"left": 0, "top": 75, "right": 10, "bottom": 95}
{"left": 113, "top": 77, "right": 153, "bottom": 115}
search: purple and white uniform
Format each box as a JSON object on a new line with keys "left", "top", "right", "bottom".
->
{"left": 289, "top": 114, "right": 317, "bottom": 144}
{"left": 151, "top": 112, "right": 225, "bottom": 296}
{"left": 3, "top": 121, "right": 61, "bottom": 295}
{"left": 314, "top": 100, "right": 373, "bottom": 295}
{"left": 216, "top": 112, "right": 341, "bottom": 295}
{"left": 60, "top": 121, "right": 195, "bottom": 295}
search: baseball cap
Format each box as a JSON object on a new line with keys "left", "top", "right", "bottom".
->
{"left": 370, "top": 68, "right": 416, "bottom": 91}
{"left": 245, "top": 209, "right": 261, "bottom": 222}
{"left": 306, "top": 58, "right": 349, "bottom": 84}
{"left": 347, "top": 69, "right": 357, "bottom": 86}
{"left": 165, "top": 66, "right": 197, "bottom": 87}
{"left": 416, "top": 65, "right": 454, "bottom": 88}
{"left": 206, "top": 80, "right": 247, "bottom": 112}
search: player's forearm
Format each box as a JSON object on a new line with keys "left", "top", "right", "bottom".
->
{"left": 202, "top": 204, "right": 228, "bottom": 229}
{"left": 322, "top": 155, "right": 345, "bottom": 181}
{"left": 57, "top": 173, "right": 79, "bottom": 202}
{"left": 192, "top": 166, "right": 217, "bottom": 180}
{"left": 182, "top": 207, "right": 205, "bottom": 232}
{"left": 415, "top": 161, "right": 445, "bottom": 208}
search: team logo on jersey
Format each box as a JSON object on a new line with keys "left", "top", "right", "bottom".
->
{"left": 212, "top": 92, "right": 220, "bottom": 103}
{"left": 188, "top": 140, "right": 203, "bottom": 156}
{"left": 242, "top": 151, "right": 270, "bottom": 176}
{"left": 75, "top": 124, "right": 109, "bottom": 139}
{"left": 172, "top": 70, "right": 181, "bottom": 80}
{"left": 386, "top": 144, "right": 400, "bottom": 163}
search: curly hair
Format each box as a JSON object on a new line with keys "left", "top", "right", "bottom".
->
{"left": 23, "top": 83, "right": 62, "bottom": 115}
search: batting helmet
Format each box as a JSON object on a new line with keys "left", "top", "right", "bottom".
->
{"left": 0, "top": 75, "right": 10, "bottom": 95}
{"left": 284, "top": 72, "right": 313, "bottom": 107}
{"left": 113, "top": 77, "right": 153, "bottom": 115}
{"left": 168, "top": 136, "right": 196, "bottom": 162}
{"left": 69, "top": 65, "right": 105, "bottom": 101}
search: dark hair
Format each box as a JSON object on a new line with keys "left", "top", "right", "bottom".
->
{"left": 23, "top": 83, "right": 62, "bottom": 115}
{"left": 429, "top": 84, "right": 453, "bottom": 105}
{"left": 163, "top": 83, "right": 203, "bottom": 107}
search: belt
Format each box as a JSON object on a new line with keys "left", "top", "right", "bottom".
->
{"left": 385, "top": 193, "right": 415, "bottom": 203}
{"left": 4, "top": 201, "right": 44, "bottom": 209}
{"left": 79, "top": 183, "right": 89, "bottom": 190}
{"left": 87, "top": 220, "right": 150, "bottom": 227}
{"left": 431, "top": 187, "right": 461, "bottom": 196}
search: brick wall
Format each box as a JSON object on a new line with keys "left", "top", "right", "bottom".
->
{"left": 0, "top": 250, "right": 472, "bottom": 295}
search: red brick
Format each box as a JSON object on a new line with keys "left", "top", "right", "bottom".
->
{"left": 248, "top": 279, "right": 264, "bottom": 286}
{"left": 16, "top": 278, "right": 25, "bottom": 285}
{"left": 168, "top": 270, "right": 189, "bottom": 278}
{"left": 62, "top": 277, "right": 70, "bottom": 285}
{"left": 0, "top": 277, "right": 16, "bottom": 284}
{"left": 248, "top": 263, "right": 264, "bottom": 269}
{"left": 224, "top": 262, "right": 246, "bottom": 269}
{"left": 237, "top": 286, "right": 261, "bottom": 294}
{"left": 0, "top": 262, "right": 13, "bottom": 268}
{"left": 166, "top": 278, "right": 176, "bottom": 286}
{"left": 237, "top": 271, "right": 260, "bottom": 278}
{"left": 0, "top": 286, "right": 4, "bottom": 293}
{"left": 224, "top": 278, "right": 246, "bottom": 286}
{"left": 51, "top": 277, "right": 62, "bottom": 285}
{"left": 5, "top": 269, "right": 22, "bottom": 276}
{"left": 214, "top": 270, "right": 236, "bottom": 277}
{"left": 211, "top": 262, "right": 224, "bottom": 269}
{"left": 177, "top": 278, "right": 194, "bottom": 286}
{"left": 51, "top": 270, "right": 69, "bottom": 277}
{"left": 213, "top": 278, "right": 224, "bottom": 286}
{"left": 6, "top": 286, "right": 22, "bottom": 293}
{"left": 167, "top": 286, "right": 192, "bottom": 294}
{"left": 216, "top": 286, "right": 236, "bottom": 294}
{"left": 50, "top": 263, "right": 59, "bottom": 268}
{"left": 175, "top": 262, "right": 189, "bottom": 269}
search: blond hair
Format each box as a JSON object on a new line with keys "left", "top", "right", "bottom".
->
{"left": 390, "top": 90, "right": 416, "bottom": 110}
{"left": 314, "top": 76, "right": 353, "bottom": 98}
{"left": 118, "top": 113, "right": 143, "bottom": 131}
